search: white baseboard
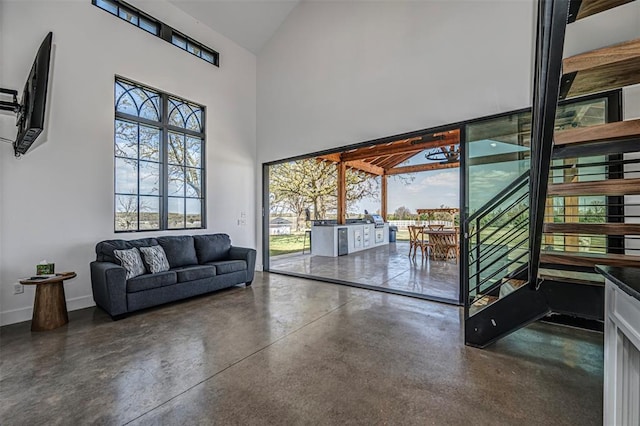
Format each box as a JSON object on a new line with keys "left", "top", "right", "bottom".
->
{"left": 0, "top": 295, "right": 95, "bottom": 327}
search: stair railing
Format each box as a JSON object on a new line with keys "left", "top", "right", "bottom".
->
{"left": 465, "top": 172, "right": 530, "bottom": 317}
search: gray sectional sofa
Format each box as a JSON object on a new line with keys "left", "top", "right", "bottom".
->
{"left": 90, "top": 234, "right": 256, "bottom": 319}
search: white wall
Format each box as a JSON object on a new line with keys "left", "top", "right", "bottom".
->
{"left": 257, "top": 0, "right": 536, "bottom": 164}
{"left": 0, "top": 0, "right": 257, "bottom": 325}
{"left": 255, "top": 0, "right": 537, "bottom": 267}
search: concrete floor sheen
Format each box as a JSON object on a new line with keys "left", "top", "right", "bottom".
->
{"left": 0, "top": 272, "right": 603, "bottom": 425}
{"left": 270, "top": 241, "right": 460, "bottom": 301}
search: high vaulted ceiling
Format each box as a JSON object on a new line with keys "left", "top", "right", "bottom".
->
{"left": 169, "top": 0, "right": 301, "bottom": 53}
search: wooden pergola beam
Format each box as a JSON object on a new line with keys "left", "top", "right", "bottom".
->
{"left": 316, "top": 153, "right": 341, "bottom": 163}
{"left": 340, "top": 136, "right": 458, "bottom": 162}
{"left": 381, "top": 175, "right": 387, "bottom": 221}
{"left": 316, "top": 155, "right": 384, "bottom": 176}
{"left": 386, "top": 161, "right": 459, "bottom": 175}
{"left": 337, "top": 162, "right": 346, "bottom": 224}
{"left": 345, "top": 160, "right": 384, "bottom": 176}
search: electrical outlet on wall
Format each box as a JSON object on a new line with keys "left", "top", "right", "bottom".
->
{"left": 14, "top": 284, "right": 24, "bottom": 294}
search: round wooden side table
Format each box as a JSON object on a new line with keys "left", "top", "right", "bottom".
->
{"left": 20, "top": 272, "right": 76, "bottom": 331}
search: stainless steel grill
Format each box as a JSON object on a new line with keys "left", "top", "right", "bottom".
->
{"left": 364, "top": 214, "right": 385, "bottom": 228}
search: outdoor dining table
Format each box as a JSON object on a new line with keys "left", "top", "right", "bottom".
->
{"left": 426, "top": 229, "right": 458, "bottom": 260}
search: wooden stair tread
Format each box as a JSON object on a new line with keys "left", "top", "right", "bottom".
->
{"left": 548, "top": 178, "right": 640, "bottom": 196}
{"left": 561, "top": 38, "right": 640, "bottom": 99}
{"left": 540, "top": 251, "right": 640, "bottom": 268}
{"left": 554, "top": 119, "right": 640, "bottom": 146}
{"left": 543, "top": 222, "right": 640, "bottom": 235}
{"left": 469, "top": 295, "right": 499, "bottom": 316}
{"left": 570, "top": 0, "right": 635, "bottom": 22}
{"left": 539, "top": 268, "right": 605, "bottom": 286}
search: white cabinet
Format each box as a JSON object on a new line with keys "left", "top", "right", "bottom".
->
{"left": 604, "top": 280, "right": 640, "bottom": 426}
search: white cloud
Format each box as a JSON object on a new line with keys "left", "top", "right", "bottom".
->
{"left": 406, "top": 170, "right": 459, "bottom": 193}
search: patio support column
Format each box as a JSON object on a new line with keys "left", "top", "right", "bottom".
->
{"left": 381, "top": 174, "right": 388, "bottom": 221}
{"left": 337, "top": 161, "right": 346, "bottom": 224}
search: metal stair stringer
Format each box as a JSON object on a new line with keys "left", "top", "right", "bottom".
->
{"left": 465, "top": 282, "right": 551, "bottom": 348}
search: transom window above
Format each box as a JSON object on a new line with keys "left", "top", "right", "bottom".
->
{"left": 114, "top": 78, "right": 206, "bottom": 232}
{"left": 93, "top": 0, "right": 219, "bottom": 66}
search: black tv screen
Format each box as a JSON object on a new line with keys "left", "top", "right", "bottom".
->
{"left": 14, "top": 32, "right": 53, "bottom": 156}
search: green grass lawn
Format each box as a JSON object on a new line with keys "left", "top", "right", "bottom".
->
{"left": 270, "top": 229, "right": 409, "bottom": 257}
{"left": 269, "top": 233, "right": 310, "bottom": 256}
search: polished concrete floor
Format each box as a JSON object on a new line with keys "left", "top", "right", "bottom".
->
{"left": 270, "top": 241, "right": 460, "bottom": 302}
{"left": 0, "top": 272, "right": 603, "bottom": 425}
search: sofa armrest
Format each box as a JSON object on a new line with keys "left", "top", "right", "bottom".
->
{"left": 90, "top": 261, "right": 128, "bottom": 317}
{"left": 229, "top": 246, "right": 256, "bottom": 283}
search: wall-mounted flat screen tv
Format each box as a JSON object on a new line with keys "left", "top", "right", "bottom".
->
{"left": 14, "top": 32, "right": 53, "bottom": 156}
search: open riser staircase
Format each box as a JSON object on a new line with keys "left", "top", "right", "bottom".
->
{"left": 465, "top": 0, "right": 640, "bottom": 348}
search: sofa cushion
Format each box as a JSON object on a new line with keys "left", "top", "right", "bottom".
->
{"left": 139, "top": 245, "right": 170, "bottom": 273}
{"left": 114, "top": 248, "right": 146, "bottom": 280}
{"left": 96, "top": 238, "right": 159, "bottom": 264}
{"left": 207, "top": 260, "right": 247, "bottom": 275}
{"left": 127, "top": 271, "right": 177, "bottom": 293}
{"left": 172, "top": 265, "right": 216, "bottom": 283}
{"left": 193, "top": 234, "right": 231, "bottom": 263}
{"left": 157, "top": 236, "right": 198, "bottom": 268}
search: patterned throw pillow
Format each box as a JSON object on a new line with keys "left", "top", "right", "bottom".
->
{"left": 114, "top": 248, "right": 146, "bottom": 280}
{"left": 139, "top": 245, "right": 170, "bottom": 274}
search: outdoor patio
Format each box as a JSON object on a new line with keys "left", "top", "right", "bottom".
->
{"left": 269, "top": 241, "right": 460, "bottom": 302}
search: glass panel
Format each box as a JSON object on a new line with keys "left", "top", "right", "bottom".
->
{"left": 95, "top": 0, "right": 118, "bottom": 14}
{"left": 168, "top": 165, "right": 185, "bottom": 196}
{"left": 168, "top": 99, "right": 202, "bottom": 131}
{"left": 139, "top": 17, "right": 158, "bottom": 35}
{"left": 139, "top": 196, "right": 160, "bottom": 230}
{"left": 185, "top": 137, "right": 201, "bottom": 167}
{"left": 115, "top": 120, "right": 138, "bottom": 159}
{"left": 119, "top": 8, "right": 138, "bottom": 25}
{"left": 172, "top": 34, "right": 187, "bottom": 50}
{"left": 555, "top": 99, "right": 607, "bottom": 131}
{"left": 137, "top": 92, "right": 161, "bottom": 121}
{"left": 168, "top": 132, "right": 185, "bottom": 165}
{"left": 139, "top": 161, "right": 160, "bottom": 196}
{"left": 201, "top": 50, "right": 214, "bottom": 63}
{"left": 115, "top": 194, "right": 138, "bottom": 231}
{"left": 186, "top": 199, "right": 202, "bottom": 228}
{"left": 185, "top": 167, "right": 201, "bottom": 198}
{"left": 139, "top": 125, "right": 160, "bottom": 161}
{"left": 466, "top": 111, "right": 531, "bottom": 215}
{"left": 115, "top": 158, "right": 138, "bottom": 194}
{"left": 115, "top": 80, "right": 160, "bottom": 121}
{"left": 115, "top": 81, "right": 139, "bottom": 117}
{"left": 168, "top": 197, "right": 185, "bottom": 229}
{"left": 187, "top": 43, "right": 201, "bottom": 56}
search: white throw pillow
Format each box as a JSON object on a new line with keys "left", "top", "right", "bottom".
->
{"left": 139, "top": 245, "right": 170, "bottom": 274}
{"left": 114, "top": 248, "right": 146, "bottom": 280}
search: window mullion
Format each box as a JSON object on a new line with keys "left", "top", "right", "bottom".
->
{"left": 161, "top": 93, "right": 169, "bottom": 230}
{"left": 137, "top": 123, "right": 141, "bottom": 231}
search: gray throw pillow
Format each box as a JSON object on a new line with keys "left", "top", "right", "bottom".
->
{"left": 139, "top": 245, "right": 170, "bottom": 274}
{"left": 114, "top": 248, "right": 146, "bottom": 280}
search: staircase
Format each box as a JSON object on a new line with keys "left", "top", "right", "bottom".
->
{"left": 465, "top": 0, "right": 640, "bottom": 347}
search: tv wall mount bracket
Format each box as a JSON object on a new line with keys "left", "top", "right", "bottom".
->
{"left": 0, "top": 88, "right": 20, "bottom": 113}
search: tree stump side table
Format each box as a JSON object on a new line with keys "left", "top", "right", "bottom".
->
{"left": 20, "top": 272, "right": 76, "bottom": 331}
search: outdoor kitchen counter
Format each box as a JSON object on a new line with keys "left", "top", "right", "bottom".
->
{"left": 311, "top": 223, "right": 389, "bottom": 257}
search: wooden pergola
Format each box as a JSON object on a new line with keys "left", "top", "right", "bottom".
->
{"left": 317, "top": 129, "right": 461, "bottom": 224}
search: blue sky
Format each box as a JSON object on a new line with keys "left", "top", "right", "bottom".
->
{"left": 352, "top": 147, "right": 461, "bottom": 216}
{"left": 353, "top": 168, "right": 459, "bottom": 216}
